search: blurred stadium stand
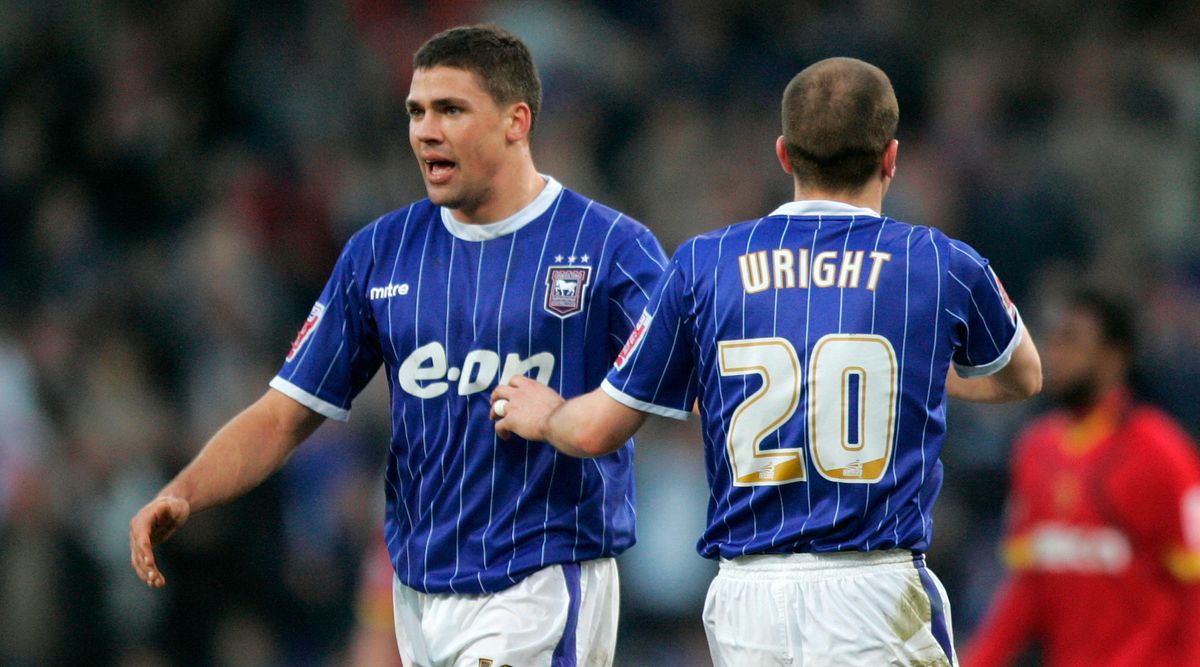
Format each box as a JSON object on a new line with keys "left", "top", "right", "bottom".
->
{"left": 1, "top": 1, "right": 1198, "bottom": 664}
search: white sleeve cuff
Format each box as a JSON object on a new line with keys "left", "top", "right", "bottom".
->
{"left": 269, "top": 376, "right": 351, "bottom": 422}
{"left": 953, "top": 310, "right": 1024, "bottom": 378}
{"left": 600, "top": 379, "right": 691, "bottom": 421}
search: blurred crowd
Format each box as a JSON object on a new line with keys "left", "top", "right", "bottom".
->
{"left": 1, "top": 0, "right": 1198, "bottom": 665}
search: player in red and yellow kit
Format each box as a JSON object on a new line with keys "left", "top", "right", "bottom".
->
{"left": 965, "top": 289, "right": 1200, "bottom": 666}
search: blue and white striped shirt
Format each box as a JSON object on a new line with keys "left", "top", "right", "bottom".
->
{"left": 603, "top": 200, "right": 1021, "bottom": 559}
{"left": 272, "top": 177, "right": 667, "bottom": 593}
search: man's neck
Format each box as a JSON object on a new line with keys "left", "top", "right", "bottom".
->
{"left": 793, "top": 182, "right": 884, "bottom": 213}
{"left": 451, "top": 157, "right": 545, "bottom": 225}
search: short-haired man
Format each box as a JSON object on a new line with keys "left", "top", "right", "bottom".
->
{"left": 964, "top": 289, "right": 1200, "bottom": 666}
{"left": 130, "top": 25, "right": 667, "bottom": 667}
{"left": 492, "top": 57, "right": 1042, "bottom": 666}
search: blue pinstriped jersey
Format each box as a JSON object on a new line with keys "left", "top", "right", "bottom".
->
{"left": 271, "top": 177, "right": 667, "bottom": 593}
{"left": 603, "top": 200, "right": 1021, "bottom": 560}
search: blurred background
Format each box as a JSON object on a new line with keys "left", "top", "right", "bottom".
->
{"left": 2, "top": 0, "right": 1199, "bottom": 665}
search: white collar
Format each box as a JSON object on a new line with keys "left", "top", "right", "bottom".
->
{"left": 440, "top": 175, "right": 563, "bottom": 241}
{"left": 769, "top": 199, "right": 881, "bottom": 218}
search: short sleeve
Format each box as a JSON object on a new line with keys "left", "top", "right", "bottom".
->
{"left": 605, "top": 226, "right": 668, "bottom": 360}
{"left": 270, "top": 231, "right": 383, "bottom": 421}
{"left": 946, "top": 241, "right": 1022, "bottom": 377}
{"left": 602, "top": 252, "right": 698, "bottom": 420}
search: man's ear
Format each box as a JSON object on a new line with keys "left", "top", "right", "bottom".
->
{"left": 776, "top": 136, "right": 793, "bottom": 175}
{"left": 507, "top": 102, "right": 533, "bottom": 143}
{"left": 882, "top": 139, "right": 899, "bottom": 179}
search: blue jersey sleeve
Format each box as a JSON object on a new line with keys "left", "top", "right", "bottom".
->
{"left": 269, "top": 230, "right": 383, "bottom": 420}
{"left": 602, "top": 248, "right": 698, "bottom": 420}
{"left": 946, "top": 240, "right": 1022, "bottom": 377}
{"left": 604, "top": 226, "right": 668, "bottom": 359}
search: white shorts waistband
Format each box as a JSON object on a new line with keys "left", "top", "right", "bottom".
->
{"left": 717, "top": 549, "right": 918, "bottom": 580}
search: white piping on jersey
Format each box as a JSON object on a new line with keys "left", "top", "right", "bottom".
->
{"left": 948, "top": 271, "right": 1001, "bottom": 352}
{"left": 797, "top": 216, "right": 822, "bottom": 539}
{"left": 915, "top": 228, "right": 943, "bottom": 544}
{"left": 516, "top": 188, "right": 562, "bottom": 579}
{"left": 740, "top": 216, "right": 767, "bottom": 555}
{"left": 829, "top": 217, "right": 858, "bottom": 538}
{"left": 601, "top": 379, "right": 690, "bottom": 420}
{"left": 439, "top": 175, "right": 564, "bottom": 241}
{"left": 269, "top": 376, "right": 350, "bottom": 421}
{"left": 387, "top": 205, "right": 416, "bottom": 584}
{"left": 769, "top": 217, "right": 792, "bottom": 549}
{"left": 769, "top": 200, "right": 881, "bottom": 218}
{"left": 954, "top": 310, "right": 1023, "bottom": 378}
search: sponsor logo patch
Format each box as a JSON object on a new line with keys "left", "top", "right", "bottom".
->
{"left": 615, "top": 310, "right": 652, "bottom": 369}
{"left": 989, "top": 266, "right": 1017, "bottom": 322}
{"left": 286, "top": 302, "right": 325, "bottom": 362}
{"left": 544, "top": 266, "right": 591, "bottom": 318}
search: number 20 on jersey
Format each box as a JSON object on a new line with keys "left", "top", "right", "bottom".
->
{"left": 719, "top": 334, "right": 898, "bottom": 487}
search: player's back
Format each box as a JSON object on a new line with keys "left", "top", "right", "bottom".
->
{"left": 643, "top": 200, "right": 1020, "bottom": 558}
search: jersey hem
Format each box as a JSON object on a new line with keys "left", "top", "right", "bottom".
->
{"left": 394, "top": 554, "right": 623, "bottom": 595}
{"left": 953, "top": 309, "right": 1023, "bottom": 378}
{"left": 600, "top": 379, "right": 690, "bottom": 420}
{"left": 269, "top": 376, "right": 351, "bottom": 422}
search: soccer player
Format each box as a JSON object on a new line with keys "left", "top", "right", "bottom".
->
{"left": 129, "top": 25, "right": 667, "bottom": 667}
{"left": 963, "top": 289, "right": 1200, "bottom": 667}
{"left": 491, "top": 56, "right": 1042, "bottom": 666}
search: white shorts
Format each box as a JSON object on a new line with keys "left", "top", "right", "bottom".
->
{"left": 703, "top": 550, "right": 957, "bottom": 667}
{"left": 392, "top": 558, "right": 619, "bottom": 667}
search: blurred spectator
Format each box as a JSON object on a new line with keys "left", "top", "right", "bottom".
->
{"left": 965, "top": 289, "right": 1200, "bottom": 666}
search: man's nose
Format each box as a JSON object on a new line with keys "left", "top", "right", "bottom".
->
{"left": 412, "top": 115, "right": 442, "bottom": 143}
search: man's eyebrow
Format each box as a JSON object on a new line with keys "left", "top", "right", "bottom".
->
{"left": 408, "top": 96, "right": 471, "bottom": 107}
{"left": 429, "top": 97, "right": 471, "bottom": 108}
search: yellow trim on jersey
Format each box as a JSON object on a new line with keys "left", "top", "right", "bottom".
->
{"left": 1061, "top": 407, "right": 1118, "bottom": 456}
{"left": 1002, "top": 536, "right": 1035, "bottom": 570}
{"left": 1165, "top": 548, "right": 1200, "bottom": 582}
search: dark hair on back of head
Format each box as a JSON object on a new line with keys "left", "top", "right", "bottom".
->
{"left": 413, "top": 25, "right": 542, "bottom": 134}
{"left": 1070, "top": 287, "right": 1137, "bottom": 355}
{"left": 781, "top": 57, "right": 899, "bottom": 192}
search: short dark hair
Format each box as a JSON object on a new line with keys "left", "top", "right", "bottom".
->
{"left": 781, "top": 57, "right": 899, "bottom": 192}
{"left": 1070, "top": 288, "right": 1137, "bottom": 355}
{"left": 413, "top": 25, "right": 542, "bottom": 133}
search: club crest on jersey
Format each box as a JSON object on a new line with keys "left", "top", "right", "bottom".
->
{"left": 544, "top": 266, "right": 591, "bottom": 319}
{"left": 286, "top": 302, "right": 325, "bottom": 362}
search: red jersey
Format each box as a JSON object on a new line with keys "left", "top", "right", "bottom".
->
{"left": 965, "top": 389, "right": 1200, "bottom": 667}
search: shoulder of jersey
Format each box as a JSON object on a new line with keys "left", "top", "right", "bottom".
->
{"left": 564, "top": 189, "right": 647, "bottom": 233}
{"left": 1128, "top": 405, "right": 1199, "bottom": 452}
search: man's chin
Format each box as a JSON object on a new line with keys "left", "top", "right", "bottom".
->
{"left": 1050, "top": 381, "right": 1097, "bottom": 413}
{"left": 425, "top": 187, "right": 462, "bottom": 210}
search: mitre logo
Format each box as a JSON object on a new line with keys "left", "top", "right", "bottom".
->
{"left": 544, "top": 266, "right": 591, "bottom": 319}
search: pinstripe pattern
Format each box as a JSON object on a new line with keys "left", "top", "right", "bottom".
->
{"left": 270, "top": 177, "right": 666, "bottom": 594}
{"left": 602, "top": 200, "right": 1021, "bottom": 560}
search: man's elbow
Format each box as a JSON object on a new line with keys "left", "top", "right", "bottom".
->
{"left": 1019, "top": 372, "right": 1042, "bottom": 399}
{"left": 1010, "top": 363, "right": 1043, "bottom": 400}
{"left": 572, "top": 431, "right": 625, "bottom": 458}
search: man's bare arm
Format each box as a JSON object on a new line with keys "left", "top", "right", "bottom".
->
{"left": 947, "top": 323, "right": 1042, "bottom": 403}
{"left": 129, "top": 388, "right": 325, "bottom": 587}
{"left": 491, "top": 376, "right": 648, "bottom": 458}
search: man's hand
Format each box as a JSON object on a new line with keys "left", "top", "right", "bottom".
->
{"left": 129, "top": 495, "right": 191, "bottom": 588}
{"left": 491, "top": 375, "right": 564, "bottom": 441}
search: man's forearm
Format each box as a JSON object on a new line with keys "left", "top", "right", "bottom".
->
{"left": 160, "top": 389, "right": 323, "bottom": 513}
{"left": 541, "top": 389, "right": 647, "bottom": 458}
